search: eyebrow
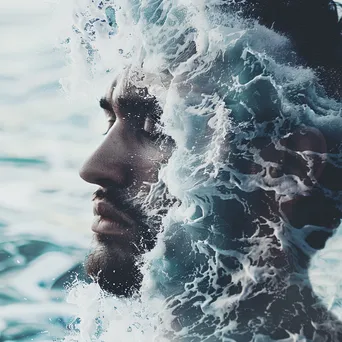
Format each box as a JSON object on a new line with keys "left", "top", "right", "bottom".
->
{"left": 116, "top": 95, "right": 162, "bottom": 121}
{"left": 99, "top": 89, "right": 163, "bottom": 121}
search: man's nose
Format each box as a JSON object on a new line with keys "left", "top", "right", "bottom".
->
{"left": 79, "top": 127, "right": 132, "bottom": 188}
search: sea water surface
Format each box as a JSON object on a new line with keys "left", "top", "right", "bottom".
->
{"left": 1, "top": 1, "right": 342, "bottom": 341}
{"left": 0, "top": 1, "right": 100, "bottom": 340}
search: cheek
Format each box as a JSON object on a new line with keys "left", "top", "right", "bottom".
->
{"left": 130, "top": 145, "right": 165, "bottom": 182}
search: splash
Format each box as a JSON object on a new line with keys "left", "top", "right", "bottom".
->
{"left": 64, "top": 282, "right": 163, "bottom": 342}
{"left": 62, "top": 1, "right": 342, "bottom": 341}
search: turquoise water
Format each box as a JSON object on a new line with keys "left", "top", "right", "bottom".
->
{"left": 0, "top": 2, "right": 98, "bottom": 340}
{"left": 2, "top": 1, "right": 342, "bottom": 341}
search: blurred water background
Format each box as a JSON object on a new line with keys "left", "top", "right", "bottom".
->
{"left": 0, "top": 1, "right": 100, "bottom": 340}
{"left": 1, "top": 1, "right": 342, "bottom": 341}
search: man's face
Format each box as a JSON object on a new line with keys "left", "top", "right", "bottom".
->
{"left": 79, "top": 79, "right": 172, "bottom": 296}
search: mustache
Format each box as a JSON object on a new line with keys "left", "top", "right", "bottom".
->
{"left": 92, "top": 187, "right": 144, "bottom": 217}
{"left": 92, "top": 187, "right": 158, "bottom": 251}
{"left": 92, "top": 188, "right": 132, "bottom": 210}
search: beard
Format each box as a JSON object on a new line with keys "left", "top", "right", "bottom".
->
{"left": 85, "top": 233, "right": 143, "bottom": 297}
{"left": 85, "top": 186, "right": 168, "bottom": 297}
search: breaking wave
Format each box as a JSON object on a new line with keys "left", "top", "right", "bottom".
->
{"left": 63, "top": 1, "right": 342, "bottom": 341}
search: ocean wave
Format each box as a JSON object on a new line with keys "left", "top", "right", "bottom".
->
{"left": 63, "top": 1, "right": 342, "bottom": 341}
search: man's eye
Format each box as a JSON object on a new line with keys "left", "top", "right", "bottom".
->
{"left": 138, "top": 117, "right": 160, "bottom": 142}
{"left": 103, "top": 119, "right": 115, "bottom": 136}
{"left": 139, "top": 128, "right": 160, "bottom": 142}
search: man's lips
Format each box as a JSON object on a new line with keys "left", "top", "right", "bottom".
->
{"left": 92, "top": 200, "right": 137, "bottom": 236}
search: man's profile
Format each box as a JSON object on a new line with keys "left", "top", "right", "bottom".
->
{"left": 79, "top": 76, "right": 173, "bottom": 296}
{"left": 77, "top": 0, "right": 342, "bottom": 340}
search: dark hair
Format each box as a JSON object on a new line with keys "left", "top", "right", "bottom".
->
{"left": 220, "top": 0, "right": 342, "bottom": 99}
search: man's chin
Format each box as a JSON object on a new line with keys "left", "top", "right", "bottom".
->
{"left": 85, "top": 234, "right": 142, "bottom": 297}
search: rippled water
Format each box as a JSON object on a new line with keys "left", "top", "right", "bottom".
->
{"left": 2, "top": 1, "right": 342, "bottom": 341}
{"left": 0, "top": 1, "right": 100, "bottom": 340}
